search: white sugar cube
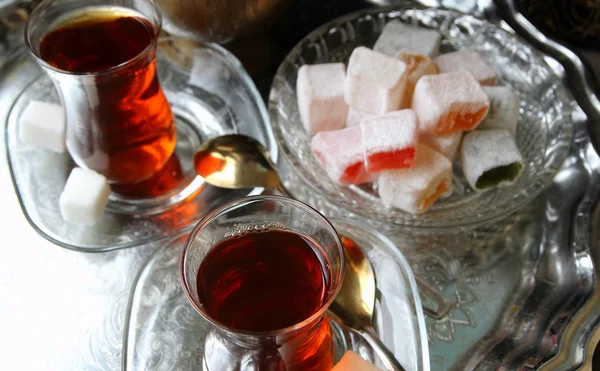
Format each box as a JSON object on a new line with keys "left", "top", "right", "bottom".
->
{"left": 59, "top": 168, "right": 111, "bottom": 224}
{"left": 478, "top": 85, "right": 521, "bottom": 137}
{"left": 461, "top": 129, "right": 523, "bottom": 191}
{"left": 297, "top": 63, "right": 348, "bottom": 135}
{"left": 374, "top": 21, "right": 442, "bottom": 58}
{"left": 18, "top": 100, "right": 66, "bottom": 153}
{"left": 345, "top": 47, "right": 408, "bottom": 114}
{"left": 332, "top": 351, "right": 383, "bottom": 371}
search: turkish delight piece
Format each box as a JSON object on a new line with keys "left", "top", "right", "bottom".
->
{"left": 374, "top": 20, "right": 442, "bottom": 58}
{"left": 412, "top": 71, "right": 490, "bottom": 135}
{"left": 478, "top": 85, "right": 521, "bottom": 137}
{"left": 311, "top": 126, "right": 377, "bottom": 185}
{"left": 345, "top": 47, "right": 408, "bottom": 114}
{"left": 434, "top": 49, "right": 496, "bottom": 86}
{"left": 461, "top": 129, "right": 523, "bottom": 191}
{"left": 378, "top": 143, "right": 453, "bottom": 214}
{"left": 420, "top": 131, "right": 463, "bottom": 161}
{"left": 346, "top": 107, "right": 374, "bottom": 127}
{"left": 360, "top": 109, "right": 418, "bottom": 173}
{"left": 396, "top": 49, "right": 438, "bottom": 109}
{"left": 332, "top": 351, "right": 383, "bottom": 371}
{"left": 297, "top": 63, "right": 348, "bottom": 135}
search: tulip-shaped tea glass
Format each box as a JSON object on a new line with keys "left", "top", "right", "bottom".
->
{"left": 25, "top": 0, "right": 176, "bottom": 186}
{"left": 181, "top": 196, "right": 345, "bottom": 370}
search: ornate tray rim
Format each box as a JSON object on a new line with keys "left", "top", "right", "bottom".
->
{"left": 267, "top": 4, "right": 600, "bottom": 369}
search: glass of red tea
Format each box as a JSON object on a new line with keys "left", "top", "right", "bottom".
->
{"left": 25, "top": 0, "right": 176, "bottom": 185}
{"left": 180, "top": 195, "right": 345, "bottom": 371}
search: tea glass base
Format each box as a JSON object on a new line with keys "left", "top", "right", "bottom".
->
{"left": 122, "top": 219, "right": 430, "bottom": 371}
{"left": 106, "top": 107, "right": 206, "bottom": 215}
{"left": 19, "top": 70, "right": 241, "bottom": 216}
{"left": 11, "top": 73, "right": 232, "bottom": 217}
{"left": 199, "top": 318, "right": 373, "bottom": 371}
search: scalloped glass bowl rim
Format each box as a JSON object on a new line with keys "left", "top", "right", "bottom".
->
{"left": 268, "top": 6, "right": 574, "bottom": 232}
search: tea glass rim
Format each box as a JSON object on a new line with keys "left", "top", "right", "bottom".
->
{"left": 180, "top": 195, "right": 346, "bottom": 338}
{"left": 24, "top": 0, "right": 164, "bottom": 78}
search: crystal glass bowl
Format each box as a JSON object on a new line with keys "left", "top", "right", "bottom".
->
{"left": 268, "top": 7, "right": 575, "bottom": 230}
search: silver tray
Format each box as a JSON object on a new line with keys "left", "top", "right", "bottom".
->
{"left": 1, "top": 1, "right": 599, "bottom": 370}
{"left": 282, "top": 108, "right": 599, "bottom": 370}
{"left": 274, "top": 5, "right": 600, "bottom": 369}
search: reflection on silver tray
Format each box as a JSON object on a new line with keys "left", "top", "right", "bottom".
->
{"left": 269, "top": 7, "right": 598, "bottom": 366}
{"left": 281, "top": 105, "right": 598, "bottom": 369}
{"left": 3, "top": 37, "right": 277, "bottom": 252}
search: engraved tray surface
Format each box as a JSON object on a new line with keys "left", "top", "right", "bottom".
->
{"left": 281, "top": 109, "right": 600, "bottom": 369}
{"left": 122, "top": 219, "right": 430, "bottom": 371}
{"left": 1, "top": 0, "right": 600, "bottom": 370}
{"left": 271, "top": 5, "right": 600, "bottom": 369}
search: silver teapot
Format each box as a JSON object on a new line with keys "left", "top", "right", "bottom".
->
{"left": 0, "top": 0, "right": 289, "bottom": 43}
{"left": 156, "top": 0, "right": 290, "bottom": 42}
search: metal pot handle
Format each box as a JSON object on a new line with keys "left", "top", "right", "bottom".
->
{"left": 493, "top": 0, "right": 600, "bottom": 155}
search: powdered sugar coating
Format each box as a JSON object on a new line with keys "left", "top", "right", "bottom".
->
{"left": 396, "top": 49, "right": 438, "bottom": 109}
{"left": 346, "top": 107, "right": 374, "bottom": 127}
{"left": 360, "top": 109, "right": 418, "bottom": 171}
{"left": 297, "top": 63, "right": 348, "bottom": 135}
{"left": 434, "top": 50, "right": 496, "bottom": 86}
{"left": 478, "top": 85, "right": 521, "bottom": 137}
{"left": 461, "top": 129, "right": 523, "bottom": 190}
{"left": 378, "top": 143, "right": 452, "bottom": 214}
{"left": 420, "top": 131, "right": 463, "bottom": 161}
{"left": 311, "top": 126, "right": 376, "bottom": 185}
{"left": 374, "top": 20, "right": 442, "bottom": 58}
{"left": 412, "top": 71, "right": 490, "bottom": 135}
{"left": 345, "top": 47, "right": 408, "bottom": 114}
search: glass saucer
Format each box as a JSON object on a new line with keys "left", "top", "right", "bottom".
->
{"left": 269, "top": 7, "right": 575, "bottom": 231}
{"left": 122, "top": 218, "right": 430, "bottom": 371}
{"left": 3, "top": 36, "right": 277, "bottom": 252}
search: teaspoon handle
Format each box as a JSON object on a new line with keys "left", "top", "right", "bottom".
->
{"left": 276, "top": 182, "right": 452, "bottom": 320}
{"left": 360, "top": 326, "right": 406, "bottom": 371}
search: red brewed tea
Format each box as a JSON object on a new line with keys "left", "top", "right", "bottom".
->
{"left": 197, "top": 230, "right": 328, "bottom": 331}
{"left": 39, "top": 7, "right": 176, "bottom": 186}
{"left": 197, "top": 229, "right": 334, "bottom": 370}
{"left": 110, "top": 153, "right": 184, "bottom": 198}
